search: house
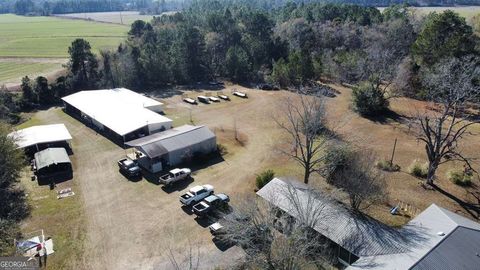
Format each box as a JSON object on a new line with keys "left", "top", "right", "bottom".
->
{"left": 126, "top": 125, "right": 217, "bottom": 173}
{"left": 34, "top": 148, "right": 72, "bottom": 183}
{"left": 257, "top": 178, "right": 480, "bottom": 270}
{"left": 8, "top": 124, "right": 72, "bottom": 154}
{"left": 61, "top": 88, "right": 172, "bottom": 143}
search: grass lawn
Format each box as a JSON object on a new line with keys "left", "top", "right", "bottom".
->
{"left": 19, "top": 109, "right": 86, "bottom": 270}
{"left": 0, "top": 14, "right": 128, "bottom": 58}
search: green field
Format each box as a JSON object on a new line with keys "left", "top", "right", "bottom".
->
{"left": 55, "top": 11, "right": 156, "bottom": 25}
{"left": 0, "top": 61, "right": 61, "bottom": 82}
{"left": 0, "top": 14, "right": 128, "bottom": 58}
{"left": 378, "top": 6, "right": 480, "bottom": 21}
{"left": 0, "top": 14, "right": 128, "bottom": 85}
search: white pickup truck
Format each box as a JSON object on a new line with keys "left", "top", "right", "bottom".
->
{"left": 179, "top": 184, "right": 214, "bottom": 206}
{"left": 159, "top": 168, "right": 191, "bottom": 186}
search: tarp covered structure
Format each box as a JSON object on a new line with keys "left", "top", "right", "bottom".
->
{"left": 8, "top": 124, "right": 72, "bottom": 149}
{"left": 34, "top": 148, "right": 71, "bottom": 171}
{"left": 62, "top": 88, "right": 172, "bottom": 137}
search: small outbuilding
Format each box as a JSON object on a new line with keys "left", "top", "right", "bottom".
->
{"left": 34, "top": 148, "right": 72, "bottom": 183}
{"left": 126, "top": 125, "right": 217, "bottom": 173}
{"left": 8, "top": 124, "right": 72, "bottom": 154}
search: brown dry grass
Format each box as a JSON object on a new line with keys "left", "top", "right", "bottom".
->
{"left": 17, "top": 83, "right": 480, "bottom": 269}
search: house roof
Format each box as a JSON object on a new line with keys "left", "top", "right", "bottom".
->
{"left": 259, "top": 178, "right": 480, "bottom": 270}
{"left": 126, "top": 125, "right": 216, "bottom": 158}
{"left": 347, "top": 203, "right": 480, "bottom": 270}
{"left": 411, "top": 227, "right": 480, "bottom": 270}
{"left": 34, "top": 148, "right": 71, "bottom": 170}
{"left": 8, "top": 124, "right": 72, "bottom": 149}
{"left": 61, "top": 88, "right": 171, "bottom": 136}
{"left": 257, "top": 178, "right": 414, "bottom": 257}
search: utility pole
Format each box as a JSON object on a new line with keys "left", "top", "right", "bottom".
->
{"left": 390, "top": 138, "right": 397, "bottom": 166}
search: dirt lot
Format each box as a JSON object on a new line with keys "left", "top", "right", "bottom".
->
{"left": 19, "top": 83, "right": 480, "bottom": 269}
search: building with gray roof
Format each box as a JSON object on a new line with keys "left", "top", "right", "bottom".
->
{"left": 126, "top": 125, "right": 216, "bottom": 173}
{"left": 34, "top": 148, "right": 72, "bottom": 182}
{"left": 257, "top": 178, "right": 480, "bottom": 269}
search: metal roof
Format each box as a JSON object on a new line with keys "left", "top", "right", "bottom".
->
{"left": 126, "top": 125, "right": 216, "bottom": 158}
{"left": 348, "top": 203, "right": 480, "bottom": 270}
{"left": 61, "top": 88, "right": 172, "bottom": 136}
{"left": 8, "top": 124, "right": 72, "bottom": 149}
{"left": 34, "top": 148, "right": 71, "bottom": 171}
{"left": 257, "top": 178, "right": 414, "bottom": 257}
{"left": 411, "top": 227, "right": 480, "bottom": 270}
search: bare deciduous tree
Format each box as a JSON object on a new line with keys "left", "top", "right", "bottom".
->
{"left": 275, "top": 93, "right": 331, "bottom": 184}
{"left": 414, "top": 56, "right": 480, "bottom": 185}
{"left": 334, "top": 149, "right": 387, "bottom": 211}
{"left": 220, "top": 181, "right": 334, "bottom": 269}
{"left": 166, "top": 242, "right": 200, "bottom": 270}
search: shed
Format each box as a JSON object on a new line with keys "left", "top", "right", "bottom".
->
{"left": 34, "top": 148, "right": 72, "bottom": 182}
{"left": 126, "top": 125, "right": 217, "bottom": 173}
{"left": 8, "top": 124, "right": 72, "bottom": 153}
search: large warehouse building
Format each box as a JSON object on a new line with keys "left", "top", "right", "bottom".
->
{"left": 62, "top": 88, "right": 172, "bottom": 143}
{"left": 126, "top": 125, "right": 217, "bottom": 173}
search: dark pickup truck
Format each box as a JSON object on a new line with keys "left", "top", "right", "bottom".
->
{"left": 117, "top": 158, "right": 141, "bottom": 178}
{"left": 193, "top": 193, "right": 230, "bottom": 217}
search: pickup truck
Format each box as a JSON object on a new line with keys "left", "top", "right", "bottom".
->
{"left": 118, "top": 158, "right": 141, "bottom": 178}
{"left": 193, "top": 193, "right": 230, "bottom": 216}
{"left": 179, "top": 184, "right": 214, "bottom": 206}
{"left": 159, "top": 168, "right": 191, "bottom": 186}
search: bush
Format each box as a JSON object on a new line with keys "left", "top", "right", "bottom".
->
{"left": 217, "top": 144, "right": 228, "bottom": 156}
{"left": 256, "top": 169, "right": 275, "bottom": 190}
{"left": 448, "top": 170, "right": 472, "bottom": 187}
{"left": 376, "top": 159, "right": 400, "bottom": 172}
{"left": 323, "top": 143, "right": 353, "bottom": 183}
{"left": 352, "top": 80, "right": 389, "bottom": 116}
{"left": 408, "top": 160, "right": 428, "bottom": 178}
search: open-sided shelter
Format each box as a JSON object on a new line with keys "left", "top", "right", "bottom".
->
{"left": 8, "top": 124, "right": 72, "bottom": 154}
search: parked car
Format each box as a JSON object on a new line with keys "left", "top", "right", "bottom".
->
{"left": 208, "top": 96, "right": 220, "bottom": 102}
{"left": 183, "top": 97, "right": 197, "bottom": 105}
{"left": 179, "top": 184, "right": 214, "bottom": 206}
{"left": 197, "top": 96, "right": 210, "bottom": 104}
{"left": 193, "top": 193, "right": 230, "bottom": 216}
{"left": 209, "top": 222, "right": 224, "bottom": 235}
{"left": 118, "top": 158, "right": 141, "bottom": 178}
{"left": 218, "top": 94, "right": 230, "bottom": 101}
{"left": 159, "top": 168, "right": 191, "bottom": 186}
{"left": 233, "top": 91, "right": 248, "bottom": 98}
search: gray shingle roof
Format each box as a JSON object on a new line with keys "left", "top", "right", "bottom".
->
{"left": 126, "top": 125, "right": 215, "bottom": 158}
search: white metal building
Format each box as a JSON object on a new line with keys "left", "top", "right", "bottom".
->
{"left": 61, "top": 88, "right": 172, "bottom": 142}
{"left": 126, "top": 125, "right": 217, "bottom": 173}
{"left": 8, "top": 124, "right": 72, "bottom": 151}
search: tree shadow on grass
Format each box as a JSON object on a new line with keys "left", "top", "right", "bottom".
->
{"left": 431, "top": 183, "right": 480, "bottom": 220}
{"left": 362, "top": 109, "right": 412, "bottom": 125}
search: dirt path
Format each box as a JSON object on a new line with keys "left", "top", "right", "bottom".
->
{"left": 27, "top": 88, "right": 289, "bottom": 269}
{"left": 25, "top": 85, "right": 479, "bottom": 269}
